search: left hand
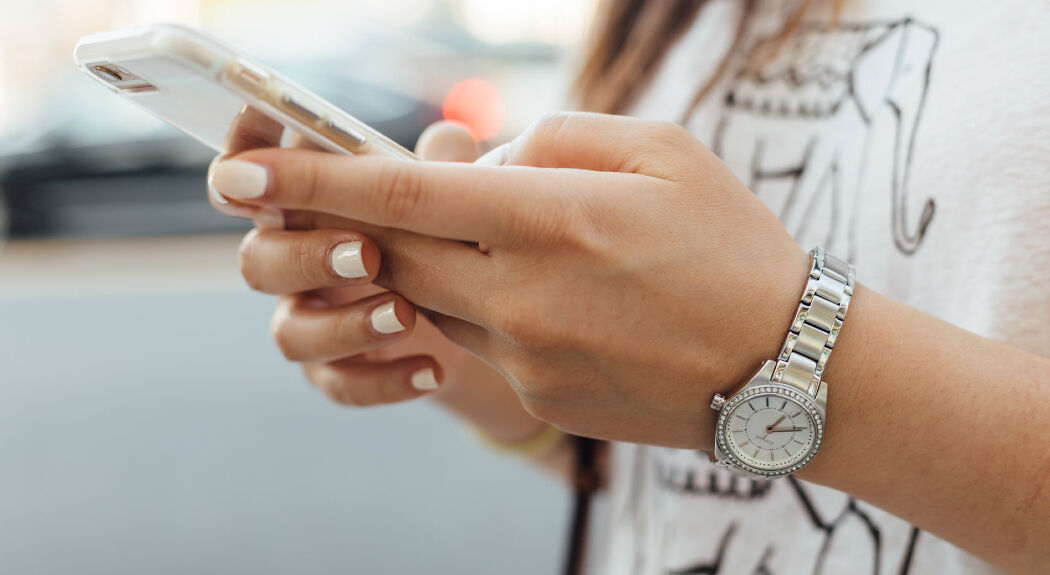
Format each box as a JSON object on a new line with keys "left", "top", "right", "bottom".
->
{"left": 211, "top": 112, "right": 811, "bottom": 449}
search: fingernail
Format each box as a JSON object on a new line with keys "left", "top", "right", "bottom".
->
{"left": 208, "top": 172, "right": 257, "bottom": 219}
{"left": 209, "top": 160, "right": 268, "bottom": 199}
{"left": 411, "top": 368, "right": 439, "bottom": 391}
{"left": 212, "top": 201, "right": 256, "bottom": 220}
{"left": 254, "top": 207, "right": 285, "bottom": 230}
{"left": 331, "top": 241, "right": 367, "bottom": 278}
{"left": 207, "top": 180, "right": 230, "bottom": 205}
{"left": 370, "top": 301, "right": 405, "bottom": 334}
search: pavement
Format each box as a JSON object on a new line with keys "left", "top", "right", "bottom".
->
{"left": 0, "top": 235, "right": 566, "bottom": 575}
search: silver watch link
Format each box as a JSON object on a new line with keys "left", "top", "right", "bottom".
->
{"left": 709, "top": 247, "right": 855, "bottom": 478}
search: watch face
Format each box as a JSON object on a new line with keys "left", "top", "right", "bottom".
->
{"left": 717, "top": 385, "right": 824, "bottom": 476}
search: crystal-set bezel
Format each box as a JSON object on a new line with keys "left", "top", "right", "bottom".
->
{"left": 716, "top": 383, "right": 825, "bottom": 477}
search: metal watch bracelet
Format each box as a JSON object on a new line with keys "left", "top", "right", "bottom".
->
{"left": 774, "top": 247, "right": 856, "bottom": 396}
{"left": 709, "top": 247, "right": 855, "bottom": 478}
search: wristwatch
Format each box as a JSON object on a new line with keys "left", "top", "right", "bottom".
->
{"left": 709, "top": 247, "right": 854, "bottom": 478}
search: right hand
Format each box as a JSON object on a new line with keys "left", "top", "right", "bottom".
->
{"left": 212, "top": 120, "right": 510, "bottom": 408}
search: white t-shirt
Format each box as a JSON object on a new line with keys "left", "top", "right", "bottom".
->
{"left": 600, "top": 1, "right": 1050, "bottom": 573}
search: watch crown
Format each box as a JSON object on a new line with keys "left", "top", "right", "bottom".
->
{"left": 710, "top": 394, "right": 727, "bottom": 411}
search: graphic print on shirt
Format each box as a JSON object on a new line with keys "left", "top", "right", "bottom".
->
{"left": 626, "top": 449, "right": 923, "bottom": 575}
{"left": 618, "top": 17, "right": 942, "bottom": 575}
{"left": 712, "top": 18, "right": 939, "bottom": 259}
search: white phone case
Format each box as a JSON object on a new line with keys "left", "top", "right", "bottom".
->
{"left": 74, "top": 23, "right": 418, "bottom": 160}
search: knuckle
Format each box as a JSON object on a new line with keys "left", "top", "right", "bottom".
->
{"left": 325, "top": 383, "right": 359, "bottom": 407}
{"left": 302, "top": 363, "right": 329, "bottom": 393}
{"left": 238, "top": 233, "right": 265, "bottom": 292}
{"left": 512, "top": 195, "right": 603, "bottom": 255}
{"left": 330, "top": 310, "right": 364, "bottom": 350}
{"left": 522, "top": 112, "right": 572, "bottom": 157}
{"left": 295, "top": 236, "right": 326, "bottom": 286}
{"left": 499, "top": 194, "right": 576, "bottom": 248}
{"left": 270, "top": 315, "right": 300, "bottom": 361}
{"left": 296, "top": 157, "right": 324, "bottom": 208}
{"left": 650, "top": 120, "right": 692, "bottom": 146}
{"left": 529, "top": 112, "right": 572, "bottom": 143}
{"left": 613, "top": 120, "right": 693, "bottom": 177}
{"left": 374, "top": 163, "right": 425, "bottom": 223}
{"left": 312, "top": 367, "right": 362, "bottom": 407}
{"left": 374, "top": 377, "right": 397, "bottom": 405}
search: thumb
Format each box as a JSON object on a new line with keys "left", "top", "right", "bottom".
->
{"left": 414, "top": 121, "right": 479, "bottom": 162}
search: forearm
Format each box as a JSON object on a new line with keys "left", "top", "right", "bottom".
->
{"left": 797, "top": 284, "right": 1050, "bottom": 573}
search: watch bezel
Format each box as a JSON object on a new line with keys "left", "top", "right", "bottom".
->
{"left": 716, "top": 383, "right": 825, "bottom": 477}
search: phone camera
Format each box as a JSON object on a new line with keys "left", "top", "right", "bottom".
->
{"left": 92, "top": 65, "right": 124, "bottom": 83}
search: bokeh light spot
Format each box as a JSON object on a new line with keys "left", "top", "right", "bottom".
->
{"left": 442, "top": 78, "right": 504, "bottom": 142}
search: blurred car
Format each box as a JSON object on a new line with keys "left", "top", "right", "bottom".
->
{"left": 0, "top": 25, "right": 560, "bottom": 240}
{"left": 0, "top": 61, "right": 440, "bottom": 240}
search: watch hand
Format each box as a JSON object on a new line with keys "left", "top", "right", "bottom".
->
{"left": 765, "top": 415, "right": 786, "bottom": 432}
{"left": 761, "top": 415, "right": 788, "bottom": 439}
{"left": 768, "top": 426, "right": 807, "bottom": 433}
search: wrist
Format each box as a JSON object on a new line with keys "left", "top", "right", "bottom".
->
{"left": 687, "top": 247, "right": 815, "bottom": 451}
{"left": 792, "top": 282, "right": 879, "bottom": 485}
{"left": 715, "top": 247, "right": 814, "bottom": 393}
{"left": 708, "top": 247, "right": 854, "bottom": 477}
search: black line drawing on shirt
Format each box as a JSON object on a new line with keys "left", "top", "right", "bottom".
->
{"left": 711, "top": 18, "right": 939, "bottom": 258}
{"left": 784, "top": 478, "right": 921, "bottom": 575}
{"left": 631, "top": 448, "right": 923, "bottom": 575}
{"left": 667, "top": 523, "right": 738, "bottom": 575}
{"left": 752, "top": 546, "right": 776, "bottom": 575}
{"left": 618, "top": 444, "right": 926, "bottom": 575}
{"left": 656, "top": 459, "right": 774, "bottom": 500}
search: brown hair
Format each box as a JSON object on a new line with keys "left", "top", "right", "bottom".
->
{"left": 573, "top": 0, "right": 841, "bottom": 120}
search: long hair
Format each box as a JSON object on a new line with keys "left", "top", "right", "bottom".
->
{"left": 573, "top": 0, "right": 842, "bottom": 117}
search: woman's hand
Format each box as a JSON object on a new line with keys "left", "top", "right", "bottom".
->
{"left": 209, "top": 112, "right": 1050, "bottom": 572}
{"left": 209, "top": 112, "right": 811, "bottom": 449}
{"left": 213, "top": 122, "right": 536, "bottom": 427}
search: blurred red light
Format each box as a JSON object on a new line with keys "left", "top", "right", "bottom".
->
{"left": 442, "top": 78, "right": 504, "bottom": 142}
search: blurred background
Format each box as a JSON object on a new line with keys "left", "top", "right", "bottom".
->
{"left": 0, "top": 1, "right": 598, "bottom": 573}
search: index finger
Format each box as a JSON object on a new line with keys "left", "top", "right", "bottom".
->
{"left": 209, "top": 147, "right": 576, "bottom": 244}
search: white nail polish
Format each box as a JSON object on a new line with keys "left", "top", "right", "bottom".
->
{"left": 254, "top": 207, "right": 285, "bottom": 230}
{"left": 411, "top": 368, "right": 439, "bottom": 391}
{"left": 209, "top": 160, "right": 268, "bottom": 199}
{"left": 331, "top": 241, "right": 367, "bottom": 278}
{"left": 370, "top": 301, "right": 405, "bottom": 334}
{"left": 207, "top": 180, "right": 230, "bottom": 205}
{"left": 208, "top": 193, "right": 256, "bottom": 219}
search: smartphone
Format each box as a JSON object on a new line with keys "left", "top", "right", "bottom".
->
{"left": 74, "top": 23, "right": 419, "bottom": 160}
